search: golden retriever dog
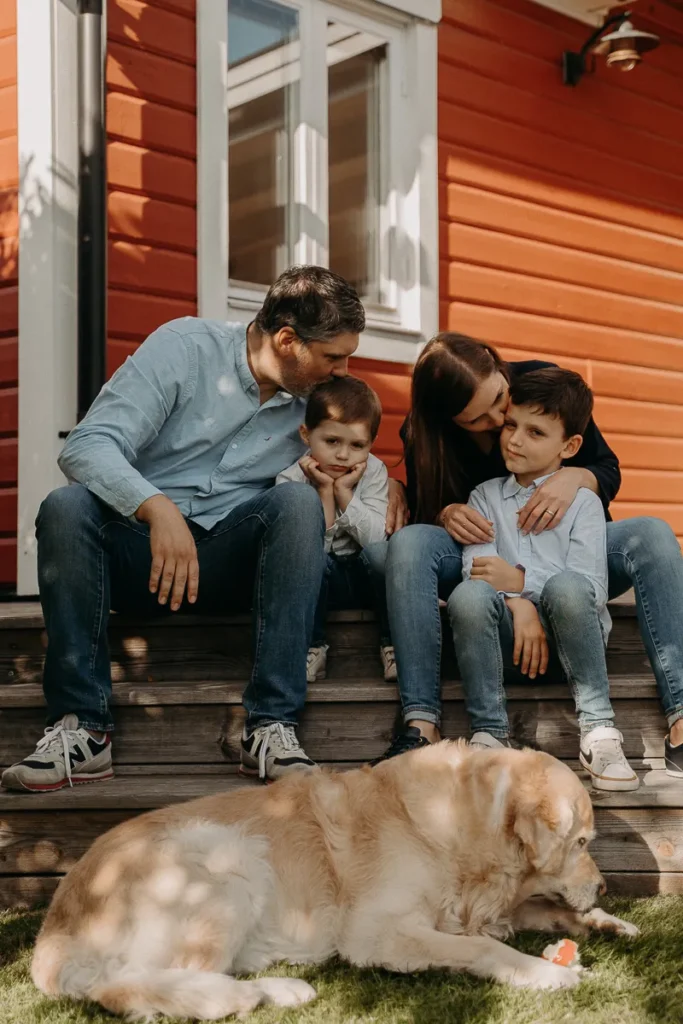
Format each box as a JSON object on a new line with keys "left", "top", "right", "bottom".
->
{"left": 32, "top": 742, "right": 639, "bottom": 1020}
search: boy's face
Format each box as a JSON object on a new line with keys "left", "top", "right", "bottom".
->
{"left": 300, "top": 419, "right": 373, "bottom": 479}
{"left": 501, "top": 403, "right": 582, "bottom": 483}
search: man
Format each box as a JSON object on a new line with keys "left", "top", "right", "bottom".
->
{"left": 2, "top": 266, "right": 405, "bottom": 791}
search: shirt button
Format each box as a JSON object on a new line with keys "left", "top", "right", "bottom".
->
{"left": 231, "top": 444, "right": 237, "bottom": 449}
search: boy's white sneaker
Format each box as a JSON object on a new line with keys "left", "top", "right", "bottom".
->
{"left": 580, "top": 726, "right": 639, "bottom": 792}
{"left": 470, "top": 732, "right": 511, "bottom": 750}
{"left": 380, "top": 644, "right": 397, "bottom": 682}
{"left": 306, "top": 645, "right": 329, "bottom": 683}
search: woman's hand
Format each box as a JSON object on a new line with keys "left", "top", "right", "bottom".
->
{"left": 439, "top": 503, "right": 495, "bottom": 545}
{"left": 470, "top": 556, "right": 524, "bottom": 593}
{"left": 517, "top": 467, "right": 594, "bottom": 535}
{"left": 507, "top": 597, "right": 549, "bottom": 679}
{"left": 386, "top": 478, "right": 409, "bottom": 534}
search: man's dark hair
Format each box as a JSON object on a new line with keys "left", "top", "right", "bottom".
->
{"left": 255, "top": 265, "right": 365, "bottom": 342}
{"left": 509, "top": 367, "right": 593, "bottom": 438}
{"left": 305, "top": 376, "right": 382, "bottom": 440}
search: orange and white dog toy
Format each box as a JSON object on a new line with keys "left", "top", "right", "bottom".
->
{"left": 542, "top": 938, "right": 581, "bottom": 969}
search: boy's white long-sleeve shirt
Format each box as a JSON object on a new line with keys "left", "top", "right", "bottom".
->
{"left": 276, "top": 452, "right": 388, "bottom": 556}
{"left": 462, "top": 472, "right": 611, "bottom": 639}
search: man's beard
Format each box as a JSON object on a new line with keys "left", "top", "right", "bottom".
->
{"left": 280, "top": 366, "right": 329, "bottom": 399}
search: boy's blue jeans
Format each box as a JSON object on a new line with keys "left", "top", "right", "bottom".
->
{"left": 35, "top": 482, "right": 326, "bottom": 733}
{"left": 447, "top": 574, "right": 614, "bottom": 739}
{"left": 312, "top": 551, "right": 390, "bottom": 648}
{"left": 364, "top": 517, "right": 683, "bottom": 729}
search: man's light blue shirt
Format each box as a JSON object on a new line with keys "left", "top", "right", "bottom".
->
{"left": 462, "top": 473, "right": 611, "bottom": 639}
{"left": 58, "top": 318, "right": 308, "bottom": 529}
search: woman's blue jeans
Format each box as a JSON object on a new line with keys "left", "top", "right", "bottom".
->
{"left": 448, "top": 573, "right": 614, "bottom": 739}
{"left": 364, "top": 517, "right": 683, "bottom": 730}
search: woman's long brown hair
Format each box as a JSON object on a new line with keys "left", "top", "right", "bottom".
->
{"left": 408, "top": 333, "right": 509, "bottom": 524}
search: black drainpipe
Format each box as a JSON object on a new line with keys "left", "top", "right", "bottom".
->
{"left": 77, "top": 0, "right": 107, "bottom": 421}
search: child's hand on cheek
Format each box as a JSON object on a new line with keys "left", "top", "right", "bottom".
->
{"left": 299, "top": 455, "right": 335, "bottom": 493}
{"left": 334, "top": 461, "right": 367, "bottom": 511}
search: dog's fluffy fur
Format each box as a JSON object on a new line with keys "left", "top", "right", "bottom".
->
{"left": 32, "top": 742, "right": 638, "bottom": 1019}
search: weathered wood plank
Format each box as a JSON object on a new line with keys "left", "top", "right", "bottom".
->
{"left": 0, "top": 874, "right": 60, "bottom": 910}
{"left": 0, "top": 676, "right": 660, "bottom": 707}
{"left": 592, "top": 808, "right": 683, "bottom": 872}
{"left": 602, "top": 872, "right": 683, "bottom": 896}
{"left": 0, "top": 699, "right": 669, "bottom": 767}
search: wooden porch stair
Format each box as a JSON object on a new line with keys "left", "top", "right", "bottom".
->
{"left": 0, "top": 599, "right": 681, "bottom": 909}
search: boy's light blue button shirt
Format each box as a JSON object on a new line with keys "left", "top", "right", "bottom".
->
{"left": 58, "top": 318, "right": 308, "bottom": 528}
{"left": 462, "top": 473, "right": 611, "bottom": 639}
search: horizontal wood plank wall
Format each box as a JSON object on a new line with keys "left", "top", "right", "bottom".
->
{"left": 351, "top": 357, "right": 411, "bottom": 482}
{"left": 439, "top": 0, "right": 683, "bottom": 543}
{"left": 106, "top": 0, "right": 198, "bottom": 374}
{"left": 0, "top": 0, "right": 17, "bottom": 587}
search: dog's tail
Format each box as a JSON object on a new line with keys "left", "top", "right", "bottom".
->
{"left": 32, "top": 936, "right": 315, "bottom": 1020}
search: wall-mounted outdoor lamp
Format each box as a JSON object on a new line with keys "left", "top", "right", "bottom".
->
{"left": 562, "top": 10, "right": 660, "bottom": 86}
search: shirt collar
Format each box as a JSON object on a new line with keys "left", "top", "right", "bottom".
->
{"left": 233, "top": 323, "right": 258, "bottom": 395}
{"left": 502, "top": 472, "right": 555, "bottom": 499}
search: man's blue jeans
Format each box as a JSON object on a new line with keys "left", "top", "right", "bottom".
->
{"left": 448, "top": 573, "right": 614, "bottom": 739}
{"left": 365, "top": 517, "right": 683, "bottom": 729}
{"left": 36, "top": 482, "right": 326, "bottom": 732}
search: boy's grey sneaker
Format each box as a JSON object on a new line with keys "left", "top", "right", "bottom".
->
{"left": 469, "top": 732, "right": 512, "bottom": 750}
{"left": 380, "top": 645, "right": 397, "bottom": 682}
{"left": 240, "top": 722, "right": 317, "bottom": 783}
{"left": 306, "top": 645, "right": 329, "bottom": 683}
{"left": 580, "top": 726, "right": 639, "bottom": 792}
{"left": 664, "top": 734, "right": 683, "bottom": 778}
{"left": 1, "top": 714, "right": 113, "bottom": 792}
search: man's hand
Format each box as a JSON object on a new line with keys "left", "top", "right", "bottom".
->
{"left": 135, "top": 494, "right": 199, "bottom": 611}
{"left": 439, "top": 503, "right": 495, "bottom": 545}
{"left": 334, "top": 461, "right": 367, "bottom": 511}
{"left": 518, "top": 467, "right": 592, "bottom": 535}
{"left": 471, "top": 556, "right": 524, "bottom": 593}
{"left": 299, "top": 455, "right": 335, "bottom": 494}
{"left": 386, "top": 478, "right": 408, "bottom": 535}
{"left": 506, "top": 597, "right": 549, "bottom": 679}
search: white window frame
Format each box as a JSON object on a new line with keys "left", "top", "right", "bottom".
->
{"left": 197, "top": 0, "right": 439, "bottom": 364}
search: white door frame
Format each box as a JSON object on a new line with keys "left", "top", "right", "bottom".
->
{"left": 16, "top": 0, "right": 79, "bottom": 595}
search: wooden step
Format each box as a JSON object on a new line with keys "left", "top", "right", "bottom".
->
{"left": 0, "top": 769, "right": 681, "bottom": 911}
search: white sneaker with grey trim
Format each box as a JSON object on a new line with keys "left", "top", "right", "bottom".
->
{"left": 240, "top": 722, "right": 317, "bottom": 783}
{"left": 1, "top": 714, "right": 113, "bottom": 792}
{"left": 469, "top": 731, "right": 511, "bottom": 750}
{"left": 306, "top": 645, "right": 329, "bottom": 682}
{"left": 580, "top": 726, "right": 639, "bottom": 792}
{"left": 380, "top": 645, "right": 397, "bottom": 682}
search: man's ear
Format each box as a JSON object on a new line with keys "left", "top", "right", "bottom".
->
{"left": 272, "top": 326, "right": 299, "bottom": 355}
{"left": 561, "top": 433, "right": 583, "bottom": 460}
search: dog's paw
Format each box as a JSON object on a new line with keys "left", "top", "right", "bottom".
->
{"left": 257, "top": 977, "right": 317, "bottom": 1007}
{"left": 582, "top": 908, "right": 640, "bottom": 938}
{"left": 512, "top": 961, "right": 582, "bottom": 991}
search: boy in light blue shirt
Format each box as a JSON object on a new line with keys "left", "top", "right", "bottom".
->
{"left": 448, "top": 367, "right": 639, "bottom": 792}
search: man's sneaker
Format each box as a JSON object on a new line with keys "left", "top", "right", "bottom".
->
{"left": 306, "top": 645, "right": 329, "bottom": 683}
{"left": 380, "top": 645, "right": 397, "bottom": 682}
{"left": 240, "top": 722, "right": 317, "bottom": 783}
{"left": 1, "top": 714, "right": 113, "bottom": 792}
{"left": 470, "top": 731, "right": 512, "bottom": 750}
{"left": 369, "top": 725, "right": 431, "bottom": 766}
{"left": 579, "top": 726, "right": 639, "bottom": 792}
{"left": 664, "top": 733, "right": 683, "bottom": 779}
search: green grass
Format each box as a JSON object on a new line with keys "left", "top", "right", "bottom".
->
{"left": 1, "top": 898, "right": 683, "bottom": 1024}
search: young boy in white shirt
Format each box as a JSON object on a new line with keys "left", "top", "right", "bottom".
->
{"left": 277, "top": 376, "right": 396, "bottom": 683}
{"left": 448, "top": 367, "right": 639, "bottom": 792}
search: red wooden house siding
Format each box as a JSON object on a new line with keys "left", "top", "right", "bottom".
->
{"left": 439, "top": 0, "right": 683, "bottom": 543}
{"left": 0, "top": 0, "right": 17, "bottom": 586}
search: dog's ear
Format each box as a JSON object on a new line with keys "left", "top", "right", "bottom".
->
{"left": 513, "top": 793, "right": 574, "bottom": 869}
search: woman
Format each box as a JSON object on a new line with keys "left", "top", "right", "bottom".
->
{"left": 368, "top": 333, "right": 683, "bottom": 775}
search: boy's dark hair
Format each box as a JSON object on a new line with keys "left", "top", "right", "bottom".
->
{"left": 305, "top": 376, "right": 382, "bottom": 440}
{"left": 509, "top": 367, "right": 593, "bottom": 438}
{"left": 255, "top": 265, "right": 365, "bottom": 342}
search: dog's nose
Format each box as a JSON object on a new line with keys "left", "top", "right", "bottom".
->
{"left": 598, "top": 877, "right": 607, "bottom": 897}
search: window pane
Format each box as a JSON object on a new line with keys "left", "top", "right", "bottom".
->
{"left": 228, "top": 0, "right": 299, "bottom": 288}
{"left": 328, "top": 22, "right": 386, "bottom": 305}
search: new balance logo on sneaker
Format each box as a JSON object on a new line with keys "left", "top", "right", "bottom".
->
{"left": 1, "top": 714, "right": 113, "bottom": 792}
{"left": 240, "top": 722, "right": 316, "bottom": 783}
